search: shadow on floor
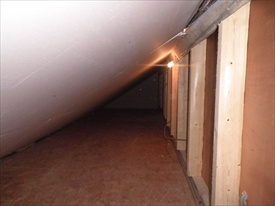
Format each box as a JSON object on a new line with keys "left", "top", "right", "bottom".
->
{"left": 0, "top": 109, "right": 196, "bottom": 205}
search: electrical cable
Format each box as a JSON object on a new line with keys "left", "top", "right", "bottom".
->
{"left": 240, "top": 191, "right": 248, "bottom": 206}
{"left": 148, "top": 31, "right": 186, "bottom": 56}
{"left": 136, "top": 31, "right": 186, "bottom": 64}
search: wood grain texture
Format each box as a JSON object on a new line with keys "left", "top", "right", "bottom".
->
{"left": 171, "top": 63, "right": 179, "bottom": 138}
{"left": 211, "top": 3, "right": 250, "bottom": 205}
{"left": 163, "top": 70, "right": 168, "bottom": 119}
{"left": 177, "top": 55, "right": 189, "bottom": 151}
{"left": 167, "top": 67, "right": 172, "bottom": 128}
{"left": 187, "top": 40, "right": 206, "bottom": 177}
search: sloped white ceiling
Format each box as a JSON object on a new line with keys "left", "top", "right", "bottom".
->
{"left": 0, "top": 1, "right": 201, "bottom": 157}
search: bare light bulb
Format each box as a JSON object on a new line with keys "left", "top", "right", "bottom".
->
{"left": 167, "top": 61, "right": 174, "bottom": 68}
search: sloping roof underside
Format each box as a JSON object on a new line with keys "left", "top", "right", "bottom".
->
{"left": 0, "top": 1, "right": 201, "bottom": 157}
{"left": 0, "top": 0, "right": 249, "bottom": 157}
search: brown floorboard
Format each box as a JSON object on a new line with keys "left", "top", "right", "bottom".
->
{"left": 0, "top": 109, "right": 196, "bottom": 205}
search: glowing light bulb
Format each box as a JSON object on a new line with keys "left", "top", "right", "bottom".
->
{"left": 167, "top": 61, "right": 174, "bottom": 68}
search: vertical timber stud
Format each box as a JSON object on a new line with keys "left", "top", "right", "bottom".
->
{"left": 167, "top": 66, "right": 172, "bottom": 128}
{"left": 171, "top": 63, "right": 179, "bottom": 138}
{"left": 163, "top": 69, "right": 168, "bottom": 119}
{"left": 177, "top": 54, "right": 189, "bottom": 150}
{"left": 159, "top": 72, "right": 164, "bottom": 110}
{"left": 211, "top": 3, "right": 250, "bottom": 205}
{"left": 187, "top": 40, "right": 207, "bottom": 176}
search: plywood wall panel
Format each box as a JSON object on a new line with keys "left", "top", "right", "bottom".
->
{"left": 240, "top": 1, "right": 275, "bottom": 205}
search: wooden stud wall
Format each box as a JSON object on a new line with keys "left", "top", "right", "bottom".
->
{"left": 211, "top": 3, "right": 250, "bottom": 205}
{"left": 167, "top": 67, "right": 172, "bottom": 128}
{"left": 171, "top": 64, "right": 179, "bottom": 138}
{"left": 162, "top": 4, "right": 252, "bottom": 206}
{"left": 163, "top": 70, "right": 168, "bottom": 119}
{"left": 187, "top": 40, "right": 206, "bottom": 177}
{"left": 176, "top": 55, "right": 189, "bottom": 151}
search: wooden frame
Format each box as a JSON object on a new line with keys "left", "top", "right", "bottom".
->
{"left": 166, "top": 66, "right": 172, "bottom": 128}
{"left": 211, "top": 3, "right": 250, "bottom": 205}
{"left": 187, "top": 40, "right": 207, "bottom": 176}
{"left": 163, "top": 4, "right": 250, "bottom": 205}
{"left": 163, "top": 69, "right": 168, "bottom": 119}
{"left": 176, "top": 54, "right": 189, "bottom": 151}
{"left": 171, "top": 63, "right": 179, "bottom": 138}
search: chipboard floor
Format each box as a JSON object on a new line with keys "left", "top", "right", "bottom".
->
{"left": 1, "top": 109, "right": 196, "bottom": 205}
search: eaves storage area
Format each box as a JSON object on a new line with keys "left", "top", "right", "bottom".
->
{"left": 1, "top": 1, "right": 274, "bottom": 205}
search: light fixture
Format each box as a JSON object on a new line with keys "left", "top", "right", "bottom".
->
{"left": 167, "top": 61, "right": 174, "bottom": 68}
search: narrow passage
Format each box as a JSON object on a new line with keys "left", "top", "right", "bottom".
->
{"left": 1, "top": 109, "right": 196, "bottom": 205}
